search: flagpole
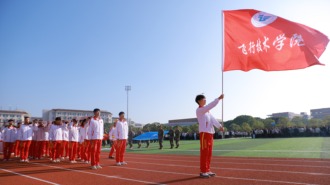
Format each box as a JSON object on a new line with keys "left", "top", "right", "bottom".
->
{"left": 221, "top": 10, "right": 225, "bottom": 128}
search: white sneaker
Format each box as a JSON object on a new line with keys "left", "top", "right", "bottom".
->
{"left": 200, "top": 173, "right": 210, "bottom": 178}
{"left": 56, "top": 159, "right": 61, "bottom": 162}
{"left": 85, "top": 161, "right": 89, "bottom": 164}
{"left": 25, "top": 160, "right": 29, "bottom": 163}
{"left": 61, "top": 157, "right": 65, "bottom": 160}
{"left": 81, "top": 160, "right": 85, "bottom": 162}
{"left": 20, "top": 159, "right": 24, "bottom": 162}
{"left": 96, "top": 165, "right": 102, "bottom": 169}
{"left": 91, "top": 166, "right": 97, "bottom": 170}
{"left": 121, "top": 162, "right": 127, "bottom": 165}
{"left": 70, "top": 161, "right": 74, "bottom": 163}
{"left": 116, "top": 162, "right": 122, "bottom": 166}
{"left": 207, "top": 172, "right": 216, "bottom": 177}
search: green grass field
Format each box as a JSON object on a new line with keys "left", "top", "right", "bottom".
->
{"left": 104, "top": 137, "right": 330, "bottom": 159}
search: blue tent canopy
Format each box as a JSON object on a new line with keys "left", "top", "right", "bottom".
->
{"left": 133, "top": 131, "right": 169, "bottom": 141}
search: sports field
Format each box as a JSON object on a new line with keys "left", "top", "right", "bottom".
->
{"left": 1, "top": 137, "right": 330, "bottom": 185}
{"left": 125, "top": 137, "right": 330, "bottom": 159}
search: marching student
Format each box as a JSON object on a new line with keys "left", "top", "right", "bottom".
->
{"left": 49, "top": 117, "right": 63, "bottom": 162}
{"left": 88, "top": 109, "right": 104, "bottom": 170}
{"left": 68, "top": 119, "right": 79, "bottom": 163}
{"left": 115, "top": 112, "right": 128, "bottom": 166}
{"left": 13, "top": 122, "right": 22, "bottom": 157}
{"left": 78, "top": 119, "right": 88, "bottom": 162}
{"left": 48, "top": 121, "right": 55, "bottom": 159}
{"left": 108, "top": 120, "right": 117, "bottom": 159}
{"left": 2, "top": 119, "right": 17, "bottom": 161}
{"left": 84, "top": 117, "right": 91, "bottom": 164}
{"left": 0, "top": 128, "right": 2, "bottom": 156}
{"left": 29, "top": 119, "right": 38, "bottom": 159}
{"left": 18, "top": 116, "right": 36, "bottom": 162}
{"left": 195, "top": 93, "right": 224, "bottom": 178}
{"left": 43, "top": 121, "right": 51, "bottom": 157}
{"left": 76, "top": 120, "right": 83, "bottom": 160}
{"left": 61, "top": 121, "right": 69, "bottom": 160}
{"left": 35, "top": 119, "right": 46, "bottom": 160}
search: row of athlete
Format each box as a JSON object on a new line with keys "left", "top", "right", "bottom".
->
{"left": 1, "top": 110, "right": 129, "bottom": 170}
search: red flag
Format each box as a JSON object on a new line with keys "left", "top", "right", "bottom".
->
{"left": 223, "top": 9, "right": 329, "bottom": 72}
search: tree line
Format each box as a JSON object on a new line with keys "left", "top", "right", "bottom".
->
{"left": 103, "top": 115, "right": 330, "bottom": 134}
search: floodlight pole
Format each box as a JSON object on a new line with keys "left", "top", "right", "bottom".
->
{"left": 125, "top": 85, "right": 131, "bottom": 125}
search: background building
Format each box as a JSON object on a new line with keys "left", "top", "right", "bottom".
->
{"left": 43, "top": 109, "right": 112, "bottom": 123}
{"left": 268, "top": 112, "right": 302, "bottom": 120}
{"left": 111, "top": 117, "right": 143, "bottom": 128}
{"left": 311, "top": 108, "right": 330, "bottom": 119}
{"left": 0, "top": 110, "right": 30, "bottom": 127}
{"left": 169, "top": 118, "right": 222, "bottom": 127}
{"left": 299, "top": 112, "right": 310, "bottom": 120}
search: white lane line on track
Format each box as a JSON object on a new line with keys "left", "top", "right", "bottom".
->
{"left": 168, "top": 149, "right": 330, "bottom": 153}
{"left": 110, "top": 165, "right": 318, "bottom": 185}
{"left": 121, "top": 155, "right": 330, "bottom": 169}
{"left": 31, "top": 163, "right": 165, "bottom": 185}
{"left": 0, "top": 168, "right": 60, "bottom": 185}
{"left": 121, "top": 153, "right": 330, "bottom": 164}
{"left": 123, "top": 160, "right": 330, "bottom": 176}
{"left": 102, "top": 148, "right": 330, "bottom": 153}
{"left": 100, "top": 153, "right": 330, "bottom": 176}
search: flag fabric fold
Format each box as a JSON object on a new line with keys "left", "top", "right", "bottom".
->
{"left": 223, "top": 9, "right": 329, "bottom": 72}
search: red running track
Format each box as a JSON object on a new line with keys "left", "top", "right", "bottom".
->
{"left": 1, "top": 152, "right": 330, "bottom": 185}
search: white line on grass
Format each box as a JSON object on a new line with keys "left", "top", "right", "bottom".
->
{"left": 31, "top": 163, "right": 165, "bottom": 185}
{"left": 0, "top": 168, "right": 60, "bottom": 185}
{"left": 110, "top": 165, "right": 318, "bottom": 185}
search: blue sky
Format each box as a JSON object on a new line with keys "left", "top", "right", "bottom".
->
{"left": 1, "top": 0, "right": 329, "bottom": 124}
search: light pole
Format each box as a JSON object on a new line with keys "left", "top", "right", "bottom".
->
{"left": 125, "top": 85, "right": 131, "bottom": 125}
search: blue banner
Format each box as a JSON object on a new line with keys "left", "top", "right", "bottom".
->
{"left": 133, "top": 131, "right": 169, "bottom": 141}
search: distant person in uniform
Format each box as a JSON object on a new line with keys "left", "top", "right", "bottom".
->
{"left": 195, "top": 93, "right": 224, "bottom": 178}
{"left": 158, "top": 125, "right": 164, "bottom": 150}
{"left": 168, "top": 127, "right": 174, "bottom": 149}
{"left": 145, "top": 140, "right": 150, "bottom": 148}
{"left": 137, "top": 140, "right": 142, "bottom": 148}
{"left": 128, "top": 129, "right": 134, "bottom": 149}
{"left": 174, "top": 127, "right": 180, "bottom": 148}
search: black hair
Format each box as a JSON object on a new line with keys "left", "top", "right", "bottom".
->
{"left": 55, "top": 117, "right": 61, "bottom": 121}
{"left": 119, "top": 111, "right": 125, "bottom": 116}
{"left": 195, "top": 94, "right": 205, "bottom": 104}
{"left": 93, "top": 108, "right": 100, "bottom": 113}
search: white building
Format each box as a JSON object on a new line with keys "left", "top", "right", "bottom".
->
{"left": 111, "top": 117, "right": 143, "bottom": 128}
{"left": 43, "top": 109, "right": 112, "bottom": 123}
{"left": 0, "top": 110, "right": 30, "bottom": 127}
